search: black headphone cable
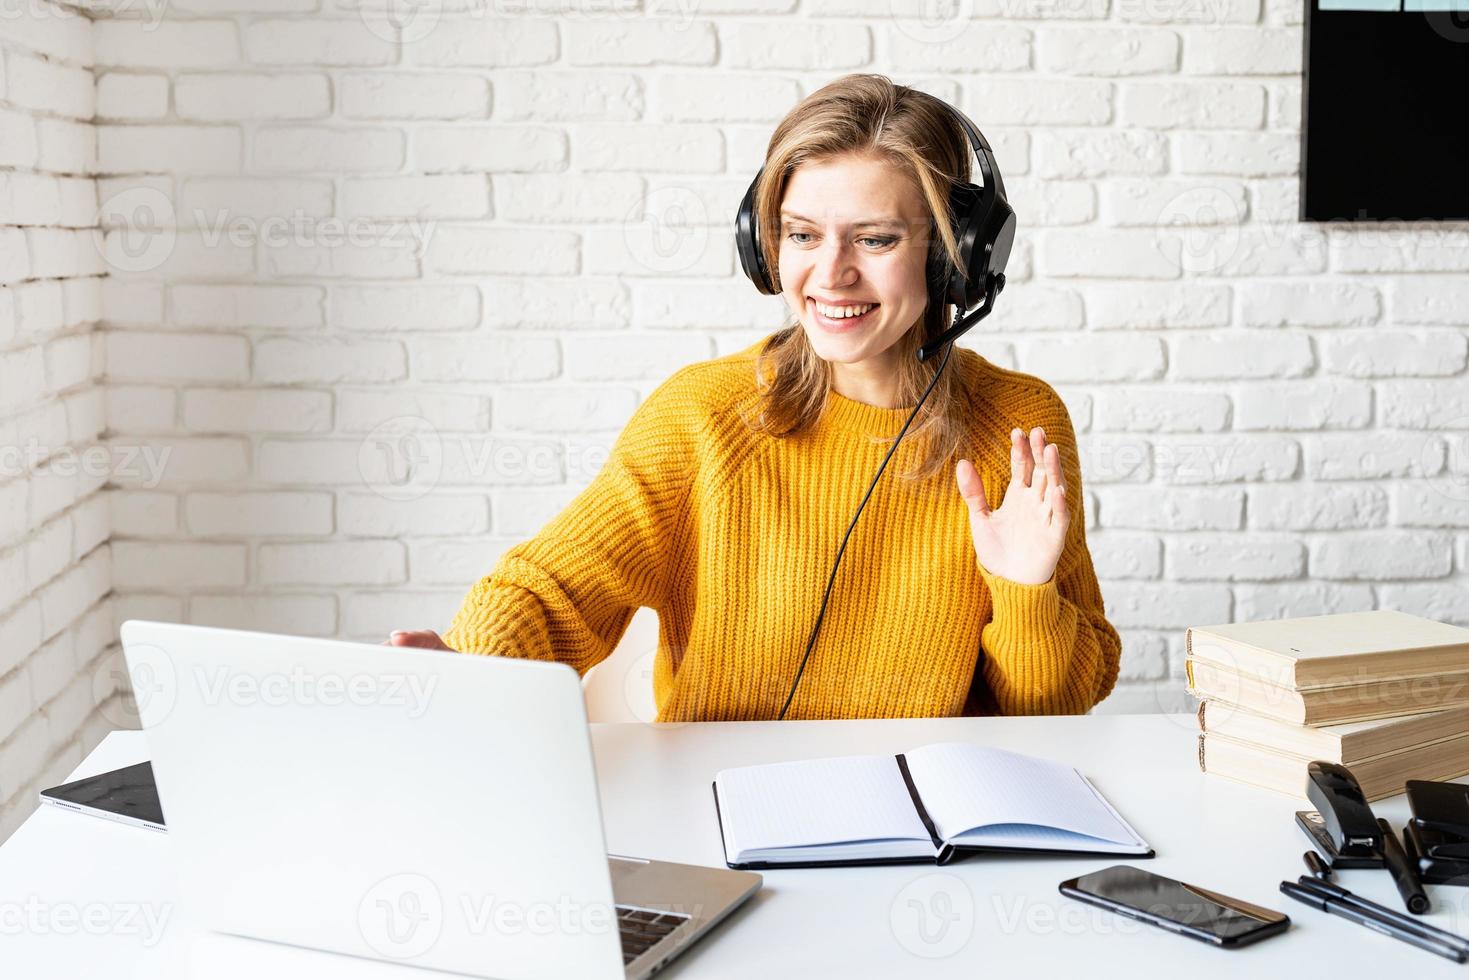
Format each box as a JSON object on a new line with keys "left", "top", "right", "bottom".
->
{"left": 774, "top": 334, "right": 957, "bottom": 721}
{"left": 773, "top": 281, "right": 1011, "bottom": 721}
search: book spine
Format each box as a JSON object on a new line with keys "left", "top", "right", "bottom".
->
{"left": 1196, "top": 699, "right": 1207, "bottom": 732}
{"left": 1196, "top": 733, "right": 1206, "bottom": 772}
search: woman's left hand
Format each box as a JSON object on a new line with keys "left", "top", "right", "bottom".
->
{"left": 955, "top": 426, "right": 1070, "bottom": 586}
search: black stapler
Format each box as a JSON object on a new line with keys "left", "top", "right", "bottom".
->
{"left": 1403, "top": 779, "right": 1469, "bottom": 885}
{"left": 1295, "top": 761, "right": 1385, "bottom": 869}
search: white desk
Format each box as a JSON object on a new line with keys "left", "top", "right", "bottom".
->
{"left": 4, "top": 714, "right": 1466, "bottom": 978}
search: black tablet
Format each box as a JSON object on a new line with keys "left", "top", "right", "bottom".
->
{"left": 39, "top": 761, "right": 166, "bottom": 832}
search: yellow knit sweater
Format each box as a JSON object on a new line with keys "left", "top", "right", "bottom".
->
{"left": 442, "top": 336, "right": 1121, "bottom": 721}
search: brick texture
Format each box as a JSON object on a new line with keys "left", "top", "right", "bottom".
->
{"left": 2, "top": 2, "right": 1466, "bottom": 838}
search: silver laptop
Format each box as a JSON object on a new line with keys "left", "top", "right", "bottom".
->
{"left": 119, "top": 619, "right": 761, "bottom": 980}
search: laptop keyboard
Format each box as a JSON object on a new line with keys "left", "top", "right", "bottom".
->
{"left": 617, "top": 905, "right": 690, "bottom": 966}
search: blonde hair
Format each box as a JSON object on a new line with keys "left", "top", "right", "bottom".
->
{"left": 745, "top": 73, "right": 980, "bottom": 483}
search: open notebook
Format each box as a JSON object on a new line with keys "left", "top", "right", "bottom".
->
{"left": 712, "top": 742, "right": 1153, "bottom": 868}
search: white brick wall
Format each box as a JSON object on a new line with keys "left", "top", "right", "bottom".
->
{"left": 4, "top": 4, "right": 1469, "bottom": 842}
{"left": 0, "top": 1, "right": 120, "bottom": 845}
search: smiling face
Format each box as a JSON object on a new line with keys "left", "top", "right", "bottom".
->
{"left": 777, "top": 152, "right": 934, "bottom": 405}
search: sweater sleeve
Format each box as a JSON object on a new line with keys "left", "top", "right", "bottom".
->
{"left": 975, "top": 398, "right": 1122, "bottom": 715}
{"left": 440, "top": 369, "right": 704, "bottom": 675}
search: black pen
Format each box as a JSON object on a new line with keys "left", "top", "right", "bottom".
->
{"left": 1294, "top": 875, "right": 1469, "bottom": 952}
{"left": 1379, "top": 817, "right": 1431, "bottom": 914}
{"left": 1280, "top": 881, "right": 1467, "bottom": 963}
{"left": 1301, "top": 849, "right": 1331, "bottom": 879}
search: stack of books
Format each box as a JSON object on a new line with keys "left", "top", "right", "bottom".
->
{"left": 1187, "top": 609, "right": 1469, "bottom": 801}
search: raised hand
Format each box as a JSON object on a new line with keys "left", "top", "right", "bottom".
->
{"left": 955, "top": 426, "right": 1070, "bottom": 587}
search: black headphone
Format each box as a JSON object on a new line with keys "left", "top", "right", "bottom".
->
{"left": 735, "top": 98, "right": 1016, "bottom": 360}
{"left": 732, "top": 95, "right": 1019, "bottom": 720}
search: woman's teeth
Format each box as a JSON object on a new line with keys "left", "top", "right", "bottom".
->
{"left": 813, "top": 301, "right": 875, "bottom": 318}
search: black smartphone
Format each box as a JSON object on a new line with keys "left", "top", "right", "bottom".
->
{"left": 1059, "top": 865, "right": 1290, "bottom": 948}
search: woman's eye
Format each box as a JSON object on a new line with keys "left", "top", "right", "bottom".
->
{"left": 785, "top": 232, "right": 896, "bottom": 248}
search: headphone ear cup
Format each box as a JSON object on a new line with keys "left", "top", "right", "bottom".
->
{"left": 735, "top": 168, "right": 778, "bottom": 296}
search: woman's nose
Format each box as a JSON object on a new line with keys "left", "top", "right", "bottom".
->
{"left": 813, "top": 237, "right": 857, "bottom": 288}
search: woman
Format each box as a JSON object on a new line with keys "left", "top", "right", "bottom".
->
{"left": 389, "top": 74, "right": 1121, "bottom": 721}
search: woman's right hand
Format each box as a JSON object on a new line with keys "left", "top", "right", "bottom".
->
{"left": 383, "top": 629, "right": 453, "bottom": 651}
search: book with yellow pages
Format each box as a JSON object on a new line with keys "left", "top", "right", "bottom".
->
{"left": 1196, "top": 699, "right": 1469, "bottom": 761}
{"left": 1197, "top": 730, "right": 1469, "bottom": 802}
{"left": 1185, "top": 658, "right": 1469, "bottom": 726}
{"left": 1186, "top": 609, "right": 1469, "bottom": 689}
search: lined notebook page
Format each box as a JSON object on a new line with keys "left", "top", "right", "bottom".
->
{"left": 714, "top": 754, "right": 932, "bottom": 860}
{"left": 902, "top": 742, "right": 1145, "bottom": 849}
